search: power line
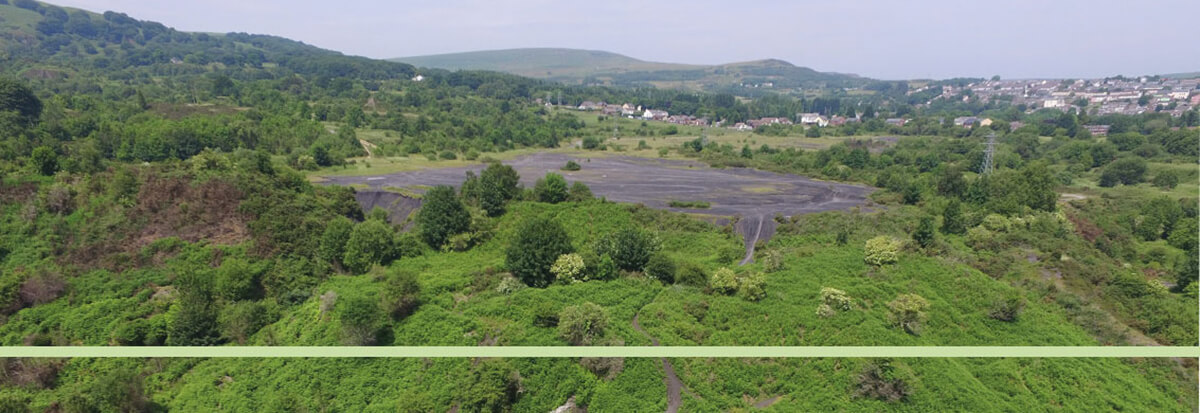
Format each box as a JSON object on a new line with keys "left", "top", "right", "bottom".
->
{"left": 981, "top": 132, "right": 996, "bottom": 175}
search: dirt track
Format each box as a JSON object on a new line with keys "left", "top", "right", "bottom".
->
{"left": 632, "top": 313, "right": 683, "bottom": 413}
{"left": 322, "top": 153, "right": 872, "bottom": 259}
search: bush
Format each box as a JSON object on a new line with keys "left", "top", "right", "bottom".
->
{"left": 218, "top": 300, "right": 271, "bottom": 344}
{"left": 381, "top": 269, "right": 420, "bottom": 319}
{"left": 886, "top": 294, "right": 930, "bottom": 335}
{"left": 495, "top": 275, "right": 525, "bottom": 295}
{"left": 864, "top": 236, "right": 901, "bottom": 266}
{"left": 166, "top": 272, "right": 219, "bottom": 346}
{"left": 567, "top": 181, "right": 593, "bottom": 202}
{"left": 676, "top": 263, "right": 708, "bottom": 287}
{"left": 480, "top": 162, "right": 521, "bottom": 216}
{"left": 817, "top": 287, "right": 853, "bottom": 318}
{"left": 342, "top": 220, "right": 396, "bottom": 274}
{"left": 1152, "top": 170, "right": 1179, "bottom": 189}
{"left": 550, "top": 253, "right": 586, "bottom": 284}
{"left": 1098, "top": 157, "right": 1147, "bottom": 187}
{"left": 533, "top": 173, "right": 569, "bottom": 203}
{"left": 760, "top": 249, "right": 784, "bottom": 272}
{"left": 853, "top": 360, "right": 912, "bottom": 402}
{"left": 737, "top": 272, "right": 767, "bottom": 301}
{"left": 912, "top": 216, "right": 935, "bottom": 248}
{"left": 214, "top": 258, "right": 264, "bottom": 301}
{"left": 941, "top": 200, "right": 966, "bottom": 235}
{"left": 30, "top": 146, "right": 58, "bottom": 176}
{"left": 415, "top": 185, "right": 471, "bottom": 248}
{"left": 339, "top": 293, "right": 384, "bottom": 345}
{"left": 709, "top": 267, "right": 738, "bottom": 295}
{"left": 558, "top": 302, "right": 608, "bottom": 345}
{"left": 643, "top": 253, "right": 676, "bottom": 284}
{"left": 988, "top": 294, "right": 1025, "bottom": 322}
{"left": 318, "top": 216, "right": 354, "bottom": 269}
{"left": 506, "top": 217, "right": 574, "bottom": 287}
{"left": 438, "top": 150, "right": 457, "bottom": 160}
{"left": 561, "top": 160, "right": 581, "bottom": 171}
{"left": 595, "top": 227, "right": 660, "bottom": 272}
{"left": 460, "top": 359, "right": 521, "bottom": 413}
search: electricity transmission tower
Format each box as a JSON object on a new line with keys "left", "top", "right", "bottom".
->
{"left": 981, "top": 132, "right": 996, "bottom": 175}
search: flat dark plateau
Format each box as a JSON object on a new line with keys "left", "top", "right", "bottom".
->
{"left": 322, "top": 153, "right": 874, "bottom": 262}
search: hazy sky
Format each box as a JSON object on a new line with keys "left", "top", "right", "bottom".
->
{"left": 48, "top": 0, "right": 1200, "bottom": 80}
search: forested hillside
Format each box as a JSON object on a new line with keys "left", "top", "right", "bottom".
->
{"left": 0, "top": 1, "right": 1196, "bottom": 412}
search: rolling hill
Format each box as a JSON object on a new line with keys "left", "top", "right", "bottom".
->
{"left": 393, "top": 48, "right": 870, "bottom": 94}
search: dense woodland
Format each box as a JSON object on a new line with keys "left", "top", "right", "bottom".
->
{"left": 0, "top": 1, "right": 1196, "bottom": 412}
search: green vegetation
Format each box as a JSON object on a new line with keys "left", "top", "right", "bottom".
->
{"left": 0, "top": 2, "right": 1194, "bottom": 411}
{"left": 667, "top": 200, "right": 711, "bottom": 209}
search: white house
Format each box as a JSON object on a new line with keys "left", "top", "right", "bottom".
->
{"left": 798, "top": 113, "right": 829, "bottom": 127}
{"left": 642, "top": 109, "right": 668, "bottom": 120}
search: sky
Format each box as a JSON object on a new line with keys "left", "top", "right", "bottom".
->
{"left": 47, "top": 0, "right": 1200, "bottom": 80}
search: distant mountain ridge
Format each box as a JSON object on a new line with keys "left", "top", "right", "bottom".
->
{"left": 392, "top": 48, "right": 870, "bottom": 93}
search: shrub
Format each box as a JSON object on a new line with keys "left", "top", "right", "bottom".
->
{"left": 506, "top": 217, "right": 574, "bottom": 287}
{"left": 166, "top": 272, "right": 219, "bottom": 346}
{"left": 853, "top": 360, "right": 912, "bottom": 402}
{"left": 643, "top": 253, "right": 676, "bottom": 284}
{"left": 709, "top": 267, "right": 738, "bottom": 295}
{"left": 676, "top": 263, "right": 708, "bottom": 287}
{"left": 738, "top": 272, "right": 767, "bottom": 301}
{"left": 667, "top": 200, "right": 711, "bottom": 209}
{"left": 558, "top": 302, "right": 609, "bottom": 345}
{"left": 339, "top": 293, "right": 384, "bottom": 345}
{"left": 480, "top": 162, "right": 521, "bottom": 216}
{"left": 318, "top": 216, "right": 354, "bottom": 269}
{"left": 1098, "top": 157, "right": 1147, "bottom": 187}
{"left": 550, "top": 253, "right": 586, "bottom": 284}
{"left": 218, "top": 300, "right": 271, "bottom": 344}
{"left": 817, "top": 287, "right": 853, "bottom": 318}
{"left": 567, "top": 181, "right": 593, "bottom": 202}
{"left": 1151, "top": 169, "right": 1179, "bottom": 189}
{"left": 30, "top": 146, "right": 58, "bottom": 176}
{"left": 416, "top": 185, "right": 471, "bottom": 248}
{"left": 760, "top": 249, "right": 784, "bottom": 273}
{"left": 864, "top": 236, "right": 901, "bottom": 266}
{"left": 532, "top": 302, "right": 559, "bottom": 327}
{"left": 381, "top": 269, "right": 420, "bottom": 319}
{"left": 214, "top": 258, "right": 264, "bottom": 301}
{"left": 342, "top": 220, "right": 396, "bottom": 274}
{"left": 495, "top": 275, "right": 525, "bottom": 295}
{"left": 941, "top": 199, "right": 966, "bottom": 235}
{"left": 988, "top": 294, "right": 1025, "bottom": 322}
{"left": 912, "top": 216, "right": 936, "bottom": 248}
{"left": 460, "top": 359, "right": 521, "bottom": 413}
{"left": 534, "top": 173, "right": 569, "bottom": 203}
{"left": 561, "top": 160, "right": 581, "bottom": 171}
{"left": 887, "top": 294, "right": 930, "bottom": 335}
{"left": 595, "top": 227, "right": 660, "bottom": 272}
{"left": 438, "top": 150, "right": 457, "bottom": 160}
{"left": 981, "top": 214, "right": 1010, "bottom": 232}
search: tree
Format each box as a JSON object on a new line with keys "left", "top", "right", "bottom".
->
{"left": 941, "top": 199, "right": 966, "bottom": 235}
{"left": 506, "top": 217, "right": 573, "bottom": 287}
{"left": 595, "top": 227, "right": 659, "bottom": 272}
{"left": 558, "top": 302, "right": 608, "bottom": 345}
{"left": 534, "top": 173, "right": 568, "bottom": 203}
{"left": 1020, "top": 162, "right": 1058, "bottom": 212}
{"left": 913, "top": 216, "right": 936, "bottom": 248}
{"left": 643, "top": 253, "right": 676, "bottom": 284}
{"left": 415, "top": 185, "right": 470, "bottom": 248}
{"left": 567, "top": 181, "right": 593, "bottom": 202}
{"left": 318, "top": 216, "right": 354, "bottom": 270}
{"left": 1099, "top": 157, "right": 1147, "bottom": 187}
{"left": 214, "top": 258, "right": 263, "bottom": 301}
{"left": 342, "top": 220, "right": 396, "bottom": 274}
{"left": 1152, "top": 170, "right": 1179, "bottom": 189}
{"left": 30, "top": 146, "right": 58, "bottom": 176}
{"left": 381, "top": 269, "right": 420, "bottom": 319}
{"left": 887, "top": 294, "right": 930, "bottom": 335}
{"left": 480, "top": 162, "right": 520, "bottom": 216}
{"left": 167, "top": 272, "right": 219, "bottom": 346}
{"left": 936, "top": 165, "right": 966, "bottom": 197}
{"left": 0, "top": 77, "right": 42, "bottom": 124}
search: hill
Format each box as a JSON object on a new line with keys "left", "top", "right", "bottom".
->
{"left": 393, "top": 48, "right": 870, "bottom": 94}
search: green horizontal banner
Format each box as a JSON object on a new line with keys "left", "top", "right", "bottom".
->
{"left": 0, "top": 346, "right": 1196, "bottom": 358}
